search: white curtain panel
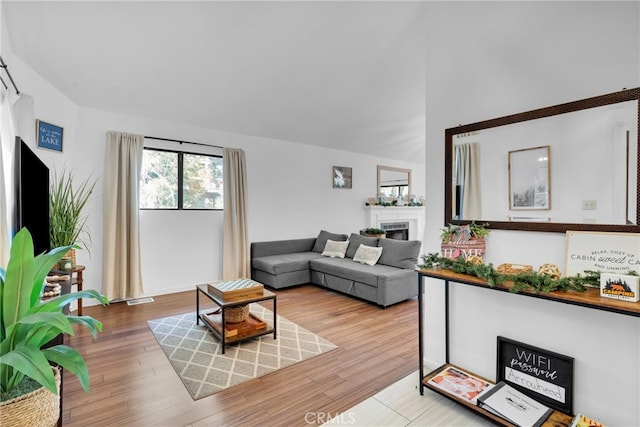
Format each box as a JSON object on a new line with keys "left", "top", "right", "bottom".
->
{"left": 0, "top": 92, "right": 35, "bottom": 266}
{"left": 456, "top": 143, "right": 482, "bottom": 220}
{"left": 102, "top": 131, "right": 144, "bottom": 300}
{"left": 222, "top": 147, "right": 250, "bottom": 280}
{"left": 0, "top": 92, "right": 15, "bottom": 266}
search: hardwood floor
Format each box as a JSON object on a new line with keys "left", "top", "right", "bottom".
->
{"left": 63, "top": 285, "right": 419, "bottom": 426}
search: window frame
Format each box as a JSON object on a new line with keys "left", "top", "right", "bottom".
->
{"left": 140, "top": 146, "right": 223, "bottom": 211}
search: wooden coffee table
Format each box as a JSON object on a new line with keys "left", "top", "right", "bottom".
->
{"left": 196, "top": 283, "right": 277, "bottom": 354}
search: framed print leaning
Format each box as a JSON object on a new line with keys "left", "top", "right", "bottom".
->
{"left": 508, "top": 145, "right": 550, "bottom": 210}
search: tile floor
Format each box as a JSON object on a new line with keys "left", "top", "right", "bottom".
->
{"left": 323, "top": 369, "right": 491, "bottom": 427}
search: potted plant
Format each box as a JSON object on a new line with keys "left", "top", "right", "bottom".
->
{"left": 440, "top": 221, "right": 489, "bottom": 261}
{"left": 362, "top": 227, "right": 386, "bottom": 238}
{"left": 49, "top": 169, "right": 97, "bottom": 266}
{"left": 1, "top": 228, "right": 108, "bottom": 426}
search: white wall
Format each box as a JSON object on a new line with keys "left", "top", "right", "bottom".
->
{"left": 1, "top": 36, "right": 425, "bottom": 300}
{"left": 424, "top": 2, "right": 639, "bottom": 425}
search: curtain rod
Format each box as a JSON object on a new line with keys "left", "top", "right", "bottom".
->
{"left": 144, "top": 135, "right": 223, "bottom": 149}
{"left": 0, "top": 55, "right": 20, "bottom": 95}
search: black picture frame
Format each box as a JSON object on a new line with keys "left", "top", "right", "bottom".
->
{"left": 496, "top": 336, "right": 574, "bottom": 414}
{"left": 36, "top": 119, "right": 64, "bottom": 152}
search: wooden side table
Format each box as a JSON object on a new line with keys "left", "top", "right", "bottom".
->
{"left": 72, "top": 265, "right": 85, "bottom": 315}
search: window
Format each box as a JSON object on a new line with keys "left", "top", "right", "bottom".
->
{"left": 140, "top": 148, "right": 223, "bottom": 209}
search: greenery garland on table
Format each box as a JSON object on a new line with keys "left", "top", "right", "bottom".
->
{"left": 418, "top": 253, "right": 608, "bottom": 294}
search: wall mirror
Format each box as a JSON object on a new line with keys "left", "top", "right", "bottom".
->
{"left": 377, "top": 165, "right": 411, "bottom": 198}
{"left": 445, "top": 87, "right": 640, "bottom": 233}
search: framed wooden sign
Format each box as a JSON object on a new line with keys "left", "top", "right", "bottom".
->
{"left": 36, "top": 119, "right": 64, "bottom": 152}
{"left": 565, "top": 231, "right": 640, "bottom": 277}
{"left": 496, "top": 336, "right": 574, "bottom": 414}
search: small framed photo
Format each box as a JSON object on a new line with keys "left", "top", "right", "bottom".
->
{"left": 36, "top": 119, "right": 64, "bottom": 152}
{"left": 508, "top": 145, "right": 550, "bottom": 210}
{"left": 333, "top": 166, "right": 352, "bottom": 189}
{"left": 600, "top": 273, "right": 640, "bottom": 302}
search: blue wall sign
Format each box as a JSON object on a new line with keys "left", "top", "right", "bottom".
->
{"left": 37, "top": 120, "right": 64, "bottom": 152}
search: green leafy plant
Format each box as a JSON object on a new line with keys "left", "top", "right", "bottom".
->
{"left": 418, "top": 253, "right": 596, "bottom": 293}
{"left": 440, "top": 221, "right": 490, "bottom": 242}
{"left": 49, "top": 169, "right": 97, "bottom": 251}
{"left": 1, "top": 228, "right": 108, "bottom": 401}
{"left": 364, "top": 227, "right": 386, "bottom": 235}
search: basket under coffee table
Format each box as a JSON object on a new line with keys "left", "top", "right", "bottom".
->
{"left": 196, "top": 281, "right": 277, "bottom": 354}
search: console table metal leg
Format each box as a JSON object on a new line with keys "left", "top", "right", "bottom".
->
{"left": 418, "top": 273, "right": 424, "bottom": 395}
{"left": 445, "top": 280, "right": 450, "bottom": 364}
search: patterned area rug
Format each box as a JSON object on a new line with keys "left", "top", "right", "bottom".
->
{"left": 147, "top": 304, "right": 337, "bottom": 400}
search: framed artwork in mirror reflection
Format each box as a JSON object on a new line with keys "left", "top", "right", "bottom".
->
{"left": 508, "top": 145, "right": 550, "bottom": 210}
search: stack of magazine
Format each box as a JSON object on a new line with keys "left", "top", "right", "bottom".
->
{"left": 427, "top": 366, "right": 553, "bottom": 427}
{"left": 477, "top": 381, "right": 553, "bottom": 427}
{"left": 427, "top": 366, "right": 494, "bottom": 404}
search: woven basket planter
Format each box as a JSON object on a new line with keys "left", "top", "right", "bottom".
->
{"left": 54, "top": 248, "right": 76, "bottom": 270}
{"left": 0, "top": 367, "right": 60, "bottom": 427}
{"left": 226, "top": 305, "right": 250, "bottom": 323}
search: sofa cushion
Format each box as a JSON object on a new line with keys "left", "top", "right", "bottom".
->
{"left": 312, "top": 230, "right": 349, "bottom": 253}
{"left": 345, "top": 233, "right": 379, "bottom": 258}
{"left": 252, "top": 252, "right": 323, "bottom": 275}
{"left": 353, "top": 245, "right": 383, "bottom": 266}
{"left": 322, "top": 239, "right": 349, "bottom": 258}
{"left": 377, "top": 238, "right": 421, "bottom": 269}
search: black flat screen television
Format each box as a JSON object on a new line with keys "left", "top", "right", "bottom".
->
{"left": 14, "top": 137, "right": 50, "bottom": 254}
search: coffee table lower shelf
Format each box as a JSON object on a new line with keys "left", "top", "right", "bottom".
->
{"left": 422, "top": 364, "right": 574, "bottom": 427}
{"left": 200, "top": 310, "right": 275, "bottom": 347}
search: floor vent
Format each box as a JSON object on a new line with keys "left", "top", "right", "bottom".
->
{"left": 126, "top": 297, "right": 155, "bottom": 306}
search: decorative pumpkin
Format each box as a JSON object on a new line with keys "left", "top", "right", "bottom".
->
{"left": 538, "top": 263, "right": 561, "bottom": 280}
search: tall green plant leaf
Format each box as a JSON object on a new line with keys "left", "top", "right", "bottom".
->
{"left": 2, "top": 229, "right": 35, "bottom": 333}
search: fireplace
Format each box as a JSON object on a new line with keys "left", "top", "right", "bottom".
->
{"left": 380, "top": 222, "right": 410, "bottom": 240}
{"left": 366, "top": 206, "right": 425, "bottom": 243}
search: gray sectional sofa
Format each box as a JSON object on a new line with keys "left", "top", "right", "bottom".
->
{"left": 250, "top": 230, "right": 421, "bottom": 307}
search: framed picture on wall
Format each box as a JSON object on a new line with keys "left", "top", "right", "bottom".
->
{"left": 508, "top": 145, "right": 550, "bottom": 210}
{"left": 333, "top": 166, "right": 352, "bottom": 189}
{"left": 36, "top": 119, "right": 64, "bottom": 153}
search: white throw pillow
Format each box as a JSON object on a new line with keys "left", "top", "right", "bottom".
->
{"left": 322, "top": 239, "right": 349, "bottom": 258}
{"left": 353, "top": 244, "right": 383, "bottom": 266}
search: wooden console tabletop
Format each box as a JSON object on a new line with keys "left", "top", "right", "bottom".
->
{"left": 417, "top": 268, "right": 640, "bottom": 317}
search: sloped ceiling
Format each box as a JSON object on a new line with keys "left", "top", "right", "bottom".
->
{"left": 2, "top": 1, "right": 426, "bottom": 163}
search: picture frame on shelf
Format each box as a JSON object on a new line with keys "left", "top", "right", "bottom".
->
{"left": 36, "top": 119, "right": 64, "bottom": 153}
{"left": 508, "top": 145, "right": 550, "bottom": 210}
{"left": 496, "top": 336, "right": 574, "bottom": 414}
{"left": 564, "top": 230, "right": 640, "bottom": 277}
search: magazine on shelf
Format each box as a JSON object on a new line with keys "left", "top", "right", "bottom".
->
{"left": 569, "top": 413, "right": 606, "bottom": 427}
{"left": 427, "top": 365, "right": 495, "bottom": 404}
{"left": 477, "top": 381, "right": 553, "bottom": 427}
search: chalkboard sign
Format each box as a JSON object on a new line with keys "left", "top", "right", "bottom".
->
{"left": 496, "top": 336, "right": 574, "bottom": 414}
{"left": 36, "top": 119, "right": 64, "bottom": 152}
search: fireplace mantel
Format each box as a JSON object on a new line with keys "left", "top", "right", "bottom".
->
{"left": 365, "top": 206, "right": 425, "bottom": 242}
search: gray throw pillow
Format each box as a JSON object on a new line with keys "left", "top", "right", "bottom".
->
{"left": 377, "top": 238, "right": 421, "bottom": 269}
{"left": 312, "top": 230, "right": 349, "bottom": 253}
{"left": 346, "top": 233, "right": 379, "bottom": 258}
